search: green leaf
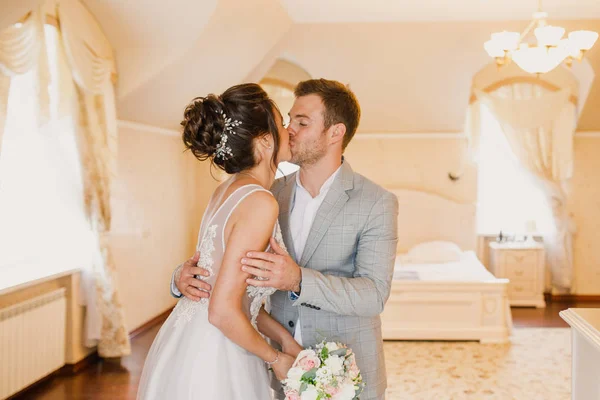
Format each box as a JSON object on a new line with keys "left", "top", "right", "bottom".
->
{"left": 299, "top": 382, "right": 308, "bottom": 393}
{"left": 301, "top": 368, "right": 318, "bottom": 382}
{"left": 320, "top": 346, "right": 329, "bottom": 360}
{"left": 330, "top": 348, "right": 348, "bottom": 357}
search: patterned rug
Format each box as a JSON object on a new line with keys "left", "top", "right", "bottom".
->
{"left": 384, "top": 328, "right": 571, "bottom": 400}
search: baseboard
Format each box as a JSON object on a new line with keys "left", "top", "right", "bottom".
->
{"left": 63, "top": 308, "right": 173, "bottom": 371}
{"left": 545, "top": 293, "right": 600, "bottom": 302}
{"left": 129, "top": 307, "right": 173, "bottom": 340}
{"left": 6, "top": 370, "right": 63, "bottom": 400}
{"left": 9, "top": 345, "right": 101, "bottom": 399}
{"left": 58, "top": 308, "right": 172, "bottom": 375}
{"left": 62, "top": 351, "right": 100, "bottom": 374}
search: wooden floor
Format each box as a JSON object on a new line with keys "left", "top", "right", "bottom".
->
{"left": 17, "top": 300, "right": 600, "bottom": 400}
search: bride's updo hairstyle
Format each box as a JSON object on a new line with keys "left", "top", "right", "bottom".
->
{"left": 181, "top": 83, "right": 281, "bottom": 174}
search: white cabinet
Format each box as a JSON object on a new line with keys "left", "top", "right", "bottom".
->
{"left": 488, "top": 241, "right": 546, "bottom": 308}
{"left": 560, "top": 308, "right": 600, "bottom": 400}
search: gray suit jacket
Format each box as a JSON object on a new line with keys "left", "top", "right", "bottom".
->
{"left": 270, "top": 160, "right": 399, "bottom": 400}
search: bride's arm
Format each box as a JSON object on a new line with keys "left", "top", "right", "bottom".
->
{"left": 256, "top": 308, "right": 302, "bottom": 357}
{"left": 208, "top": 191, "right": 293, "bottom": 377}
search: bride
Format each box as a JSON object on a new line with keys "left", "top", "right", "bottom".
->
{"left": 137, "top": 83, "right": 303, "bottom": 399}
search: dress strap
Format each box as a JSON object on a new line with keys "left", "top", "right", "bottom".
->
{"left": 220, "top": 185, "right": 274, "bottom": 251}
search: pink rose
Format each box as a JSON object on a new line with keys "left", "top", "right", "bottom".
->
{"left": 299, "top": 357, "right": 316, "bottom": 370}
{"left": 325, "top": 385, "right": 340, "bottom": 396}
{"left": 285, "top": 390, "right": 300, "bottom": 400}
{"left": 294, "top": 349, "right": 321, "bottom": 371}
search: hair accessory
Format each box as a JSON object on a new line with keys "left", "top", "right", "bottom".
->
{"left": 215, "top": 110, "right": 242, "bottom": 160}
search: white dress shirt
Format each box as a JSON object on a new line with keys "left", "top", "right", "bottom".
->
{"left": 289, "top": 166, "right": 342, "bottom": 345}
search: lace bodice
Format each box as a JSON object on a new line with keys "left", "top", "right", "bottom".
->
{"left": 173, "top": 183, "right": 287, "bottom": 329}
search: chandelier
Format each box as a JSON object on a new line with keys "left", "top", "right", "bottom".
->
{"left": 484, "top": 1, "right": 598, "bottom": 74}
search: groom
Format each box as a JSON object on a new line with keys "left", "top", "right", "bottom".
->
{"left": 172, "top": 78, "right": 399, "bottom": 400}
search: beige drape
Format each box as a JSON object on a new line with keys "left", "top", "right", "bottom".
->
{"left": 0, "top": 8, "right": 49, "bottom": 157}
{"left": 58, "top": 0, "right": 129, "bottom": 357}
{"left": 0, "top": 0, "right": 130, "bottom": 357}
{"left": 469, "top": 79, "right": 578, "bottom": 293}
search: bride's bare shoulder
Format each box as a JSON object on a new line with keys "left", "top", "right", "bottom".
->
{"left": 237, "top": 189, "right": 278, "bottom": 219}
{"left": 212, "top": 178, "right": 278, "bottom": 223}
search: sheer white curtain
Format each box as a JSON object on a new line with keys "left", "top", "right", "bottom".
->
{"left": 1, "top": 3, "right": 130, "bottom": 357}
{"left": 475, "top": 84, "right": 577, "bottom": 293}
{"left": 0, "top": 25, "right": 93, "bottom": 285}
{"left": 476, "top": 103, "right": 554, "bottom": 235}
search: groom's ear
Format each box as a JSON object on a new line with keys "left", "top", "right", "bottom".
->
{"left": 330, "top": 123, "right": 346, "bottom": 146}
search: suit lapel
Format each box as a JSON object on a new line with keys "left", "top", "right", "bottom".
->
{"left": 299, "top": 161, "right": 355, "bottom": 267}
{"left": 276, "top": 175, "right": 297, "bottom": 262}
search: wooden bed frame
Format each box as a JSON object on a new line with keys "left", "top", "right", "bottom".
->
{"left": 381, "top": 189, "right": 512, "bottom": 344}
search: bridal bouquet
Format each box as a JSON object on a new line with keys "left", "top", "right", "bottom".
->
{"left": 282, "top": 341, "right": 364, "bottom": 400}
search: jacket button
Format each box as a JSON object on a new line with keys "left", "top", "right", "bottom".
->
{"left": 288, "top": 320, "right": 295, "bottom": 328}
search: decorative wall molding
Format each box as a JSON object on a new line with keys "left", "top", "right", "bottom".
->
{"left": 355, "top": 132, "right": 600, "bottom": 139}
{"left": 354, "top": 132, "right": 467, "bottom": 139}
{"left": 118, "top": 123, "right": 600, "bottom": 140}
{"left": 575, "top": 131, "right": 600, "bottom": 138}
{"left": 117, "top": 120, "right": 180, "bottom": 137}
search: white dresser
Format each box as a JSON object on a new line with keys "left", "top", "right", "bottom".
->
{"left": 560, "top": 308, "right": 600, "bottom": 400}
{"left": 488, "top": 241, "right": 546, "bottom": 308}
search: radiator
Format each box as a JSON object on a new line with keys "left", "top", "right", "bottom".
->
{"left": 0, "top": 288, "right": 66, "bottom": 399}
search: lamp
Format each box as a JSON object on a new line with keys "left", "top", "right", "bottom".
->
{"left": 484, "top": 1, "right": 597, "bottom": 74}
{"left": 525, "top": 220, "right": 538, "bottom": 243}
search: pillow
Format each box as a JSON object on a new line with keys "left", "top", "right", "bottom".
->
{"left": 403, "top": 241, "right": 463, "bottom": 264}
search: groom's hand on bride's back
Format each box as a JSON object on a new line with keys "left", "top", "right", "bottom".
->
{"left": 242, "top": 237, "right": 302, "bottom": 292}
{"left": 176, "top": 252, "right": 212, "bottom": 301}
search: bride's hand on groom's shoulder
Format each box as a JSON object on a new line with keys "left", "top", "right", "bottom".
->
{"left": 176, "top": 252, "right": 212, "bottom": 301}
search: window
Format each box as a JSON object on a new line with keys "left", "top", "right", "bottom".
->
{"left": 261, "top": 80, "right": 299, "bottom": 178}
{"left": 0, "top": 26, "right": 93, "bottom": 288}
{"left": 476, "top": 104, "right": 553, "bottom": 235}
{"left": 276, "top": 161, "right": 300, "bottom": 178}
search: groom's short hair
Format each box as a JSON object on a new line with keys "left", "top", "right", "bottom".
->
{"left": 294, "top": 79, "right": 361, "bottom": 150}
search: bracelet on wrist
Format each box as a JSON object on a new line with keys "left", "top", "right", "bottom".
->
{"left": 265, "top": 350, "right": 279, "bottom": 365}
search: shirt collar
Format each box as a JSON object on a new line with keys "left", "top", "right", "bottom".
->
{"left": 295, "top": 165, "right": 342, "bottom": 198}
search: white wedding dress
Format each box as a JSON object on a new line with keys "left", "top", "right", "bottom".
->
{"left": 137, "top": 183, "right": 284, "bottom": 400}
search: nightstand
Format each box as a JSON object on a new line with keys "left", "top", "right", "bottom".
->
{"left": 489, "top": 241, "right": 546, "bottom": 308}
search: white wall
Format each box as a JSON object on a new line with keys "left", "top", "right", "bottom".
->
{"left": 110, "top": 122, "right": 218, "bottom": 331}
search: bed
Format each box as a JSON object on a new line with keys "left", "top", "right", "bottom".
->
{"left": 380, "top": 189, "right": 512, "bottom": 344}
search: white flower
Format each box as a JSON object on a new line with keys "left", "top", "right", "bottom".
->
{"left": 284, "top": 379, "right": 302, "bottom": 393}
{"left": 297, "top": 349, "right": 317, "bottom": 358}
{"left": 325, "top": 355, "right": 345, "bottom": 375}
{"left": 316, "top": 366, "right": 332, "bottom": 381}
{"left": 325, "top": 342, "right": 339, "bottom": 352}
{"left": 331, "top": 383, "right": 357, "bottom": 400}
{"left": 287, "top": 367, "right": 305, "bottom": 381}
{"left": 300, "top": 385, "right": 319, "bottom": 400}
{"left": 284, "top": 367, "right": 305, "bottom": 392}
{"left": 290, "top": 382, "right": 303, "bottom": 392}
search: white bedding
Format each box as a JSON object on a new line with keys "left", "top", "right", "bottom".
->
{"left": 393, "top": 251, "right": 498, "bottom": 282}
